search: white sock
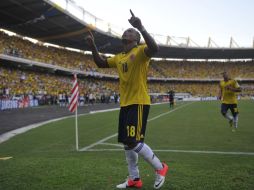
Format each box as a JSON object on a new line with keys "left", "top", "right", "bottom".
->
{"left": 233, "top": 115, "right": 238, "bottom": 128}
{"left": 225, "top": 113, "right": 233, "bottom": 121}
{"left": 125, "top": 147, "right": 140, "bottom": 179}
{"left": 134, "top": 143, "right": 163, "bottom": 170}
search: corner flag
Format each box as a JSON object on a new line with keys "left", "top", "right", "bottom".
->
{"left": 68, "top": 74, "right": 79, "bottom": 151}
{"left": 68, "top": 74, "right": 79, "bottom": 112}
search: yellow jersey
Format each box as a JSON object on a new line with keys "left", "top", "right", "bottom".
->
{"left": 220, "top": 79, "right": 240, "bottom": 104}
{"left": 107, "top": 44, "right": 151, "bottom": 107}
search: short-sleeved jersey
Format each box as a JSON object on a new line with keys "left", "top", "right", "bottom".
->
{"left": 220, "top": 79, "right": 240, "bottom": 104}
{"left": 107, "top": 44, "right": 151, "bottom": 107}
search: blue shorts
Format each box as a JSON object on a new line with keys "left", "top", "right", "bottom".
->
{"left": 118, "top": 104, "right": 150, "bottom": 144}
{"left": 221, "top": 103, "right": 239, "bottom": 117}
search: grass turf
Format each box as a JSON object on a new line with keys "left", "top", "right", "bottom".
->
{"left": 0, "top": 100, "right": 254, "bottom": 190}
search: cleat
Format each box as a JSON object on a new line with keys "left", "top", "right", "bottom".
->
{"left": 116, "top": 178, "right": 142, "bottom": 189}
{"left": 154, "top": 163, "right": 169, "bottom": 189}
{"left": 229, "top": 119, "right": 233, "bottom": 128}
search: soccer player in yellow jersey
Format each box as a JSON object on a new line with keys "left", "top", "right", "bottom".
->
{"left": 219, "top": 72, "right": 241, "bottom": 132}
{"left": 85, "top": 10, "right": 168, "bottom": 189}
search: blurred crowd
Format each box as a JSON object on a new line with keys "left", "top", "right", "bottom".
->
{"left": 0, "top": 67, "right": 118, "bottom": 104}
{"left": 150, "top": 60, "right": 254, "bottom": 79}
{"left": 0, "top": 31, "right": 254, "bottom": 103}
{"left": 148, "top": 82, "right": 218, "bottom": 96}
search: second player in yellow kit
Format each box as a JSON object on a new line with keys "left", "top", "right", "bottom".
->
{"left": 220, "top": 79, "right": 240, "bottom": 104}
{"left": 219, "top": 72, "right": 241, "bottom": 131}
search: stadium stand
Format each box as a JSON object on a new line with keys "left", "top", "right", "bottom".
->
{"left": 1, "top": 31, "right": 254, "bottom": 79}
{"left": 150, "top": 60, "right": 254, "bottom": 79}
{"left": 0, "top": 31, "right": 161, "bottom": 77}
{"left": 0, "top": 66, "right": 118, "bottom": 101}
{"left": 1, "top": 30, "right": 254, "bottom": 105}
{"left": 1, "top": 0, "right": 254, "bottom": 59}
{"left": 0, "top": 0, "right": 254, "bottom": 110}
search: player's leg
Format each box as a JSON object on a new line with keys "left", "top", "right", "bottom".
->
{"left": 124, "top": 145, "right": 139, "bottom": 179}
{"left": 116, "top": 145, "right": 142, "bottom": 189}
{"left": 221, "top": 103, "right": 233, "bottom": 127}
{"left": 230, "top": 104, "right": 239, "bottom": 131}
{"left": 133, "top": 142, "right": 168, "bottom": 189}
{"left": 117, "top": 104, "right": 168, "bottom": 189}
{"left": 117, "top": 106, "right": 141, "bottom": 189}
{"left": 129, "top": 105, "right": 168, "bottom": 189}
{"left": 130, "top": 105, "right": 162, "bottom": 169}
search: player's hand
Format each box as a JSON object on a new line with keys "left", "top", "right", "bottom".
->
{"left": 84, "top": 31, "right": 95, "bottom": 48}
{"left": 128, "top": 9, "right": 143, "bottom": 31}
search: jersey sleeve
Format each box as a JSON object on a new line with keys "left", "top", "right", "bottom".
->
{"left": 107, "top": 56, "right": 117, "bottom": 68}
{"left": 233, "top": 80, "right": 240, "bottom": 88}
{"left": 138, "top": 44, "right": 150, "bottom": 62}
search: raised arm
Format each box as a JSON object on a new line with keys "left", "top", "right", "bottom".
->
{"left": 84, "top": 31, "right": 109, "bottom": 68}
{"left": 128, "top": 9, "right": 159, "bottom": 57}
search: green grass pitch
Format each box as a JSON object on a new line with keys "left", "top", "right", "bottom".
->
{"left": 0, "top": 100, "right": 254, "bottom": 190}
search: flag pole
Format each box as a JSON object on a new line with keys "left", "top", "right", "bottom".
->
{"left": 75, "top": 105, "right": 79, "bottom": 151}
{"left": 68, "top": 73, "right": 79, "bottom": 151}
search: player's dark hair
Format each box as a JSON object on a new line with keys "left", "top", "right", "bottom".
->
{"left": 122, "top": 28, "right": 141, "bottom": 44}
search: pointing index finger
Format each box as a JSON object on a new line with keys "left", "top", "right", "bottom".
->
{"left": 130, "top": 9, "right": 135, "bottom": 17}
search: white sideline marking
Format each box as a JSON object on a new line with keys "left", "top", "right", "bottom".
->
{"left": 148, "top": 101, "right": 193, "bottom": 122}
{"left": 100, "top": 142, "right": 124, "bottom": 147}
{"left": 0, "top": 156, "right": 13, "bottom": 160}
{"left": 0, "top": 112, "right": 92, "bottom": 144}
{"left": 79, "top": 102, "right": 194, "bottom": 151}
{"left": 79, "top": 134, "right": 118, "bottom": 151}
{"left": 85, "top": 148, "right": 254, "bottom": 156}
{"left": 0, "top": 102, "right": 173, "bottom": 144}
{"left": 90, "top": 108, "right": 119, "bottom": 114}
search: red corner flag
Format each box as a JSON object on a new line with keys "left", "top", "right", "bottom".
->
{"left": 68, "top": 74, "right": 79, "bottom": 112}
